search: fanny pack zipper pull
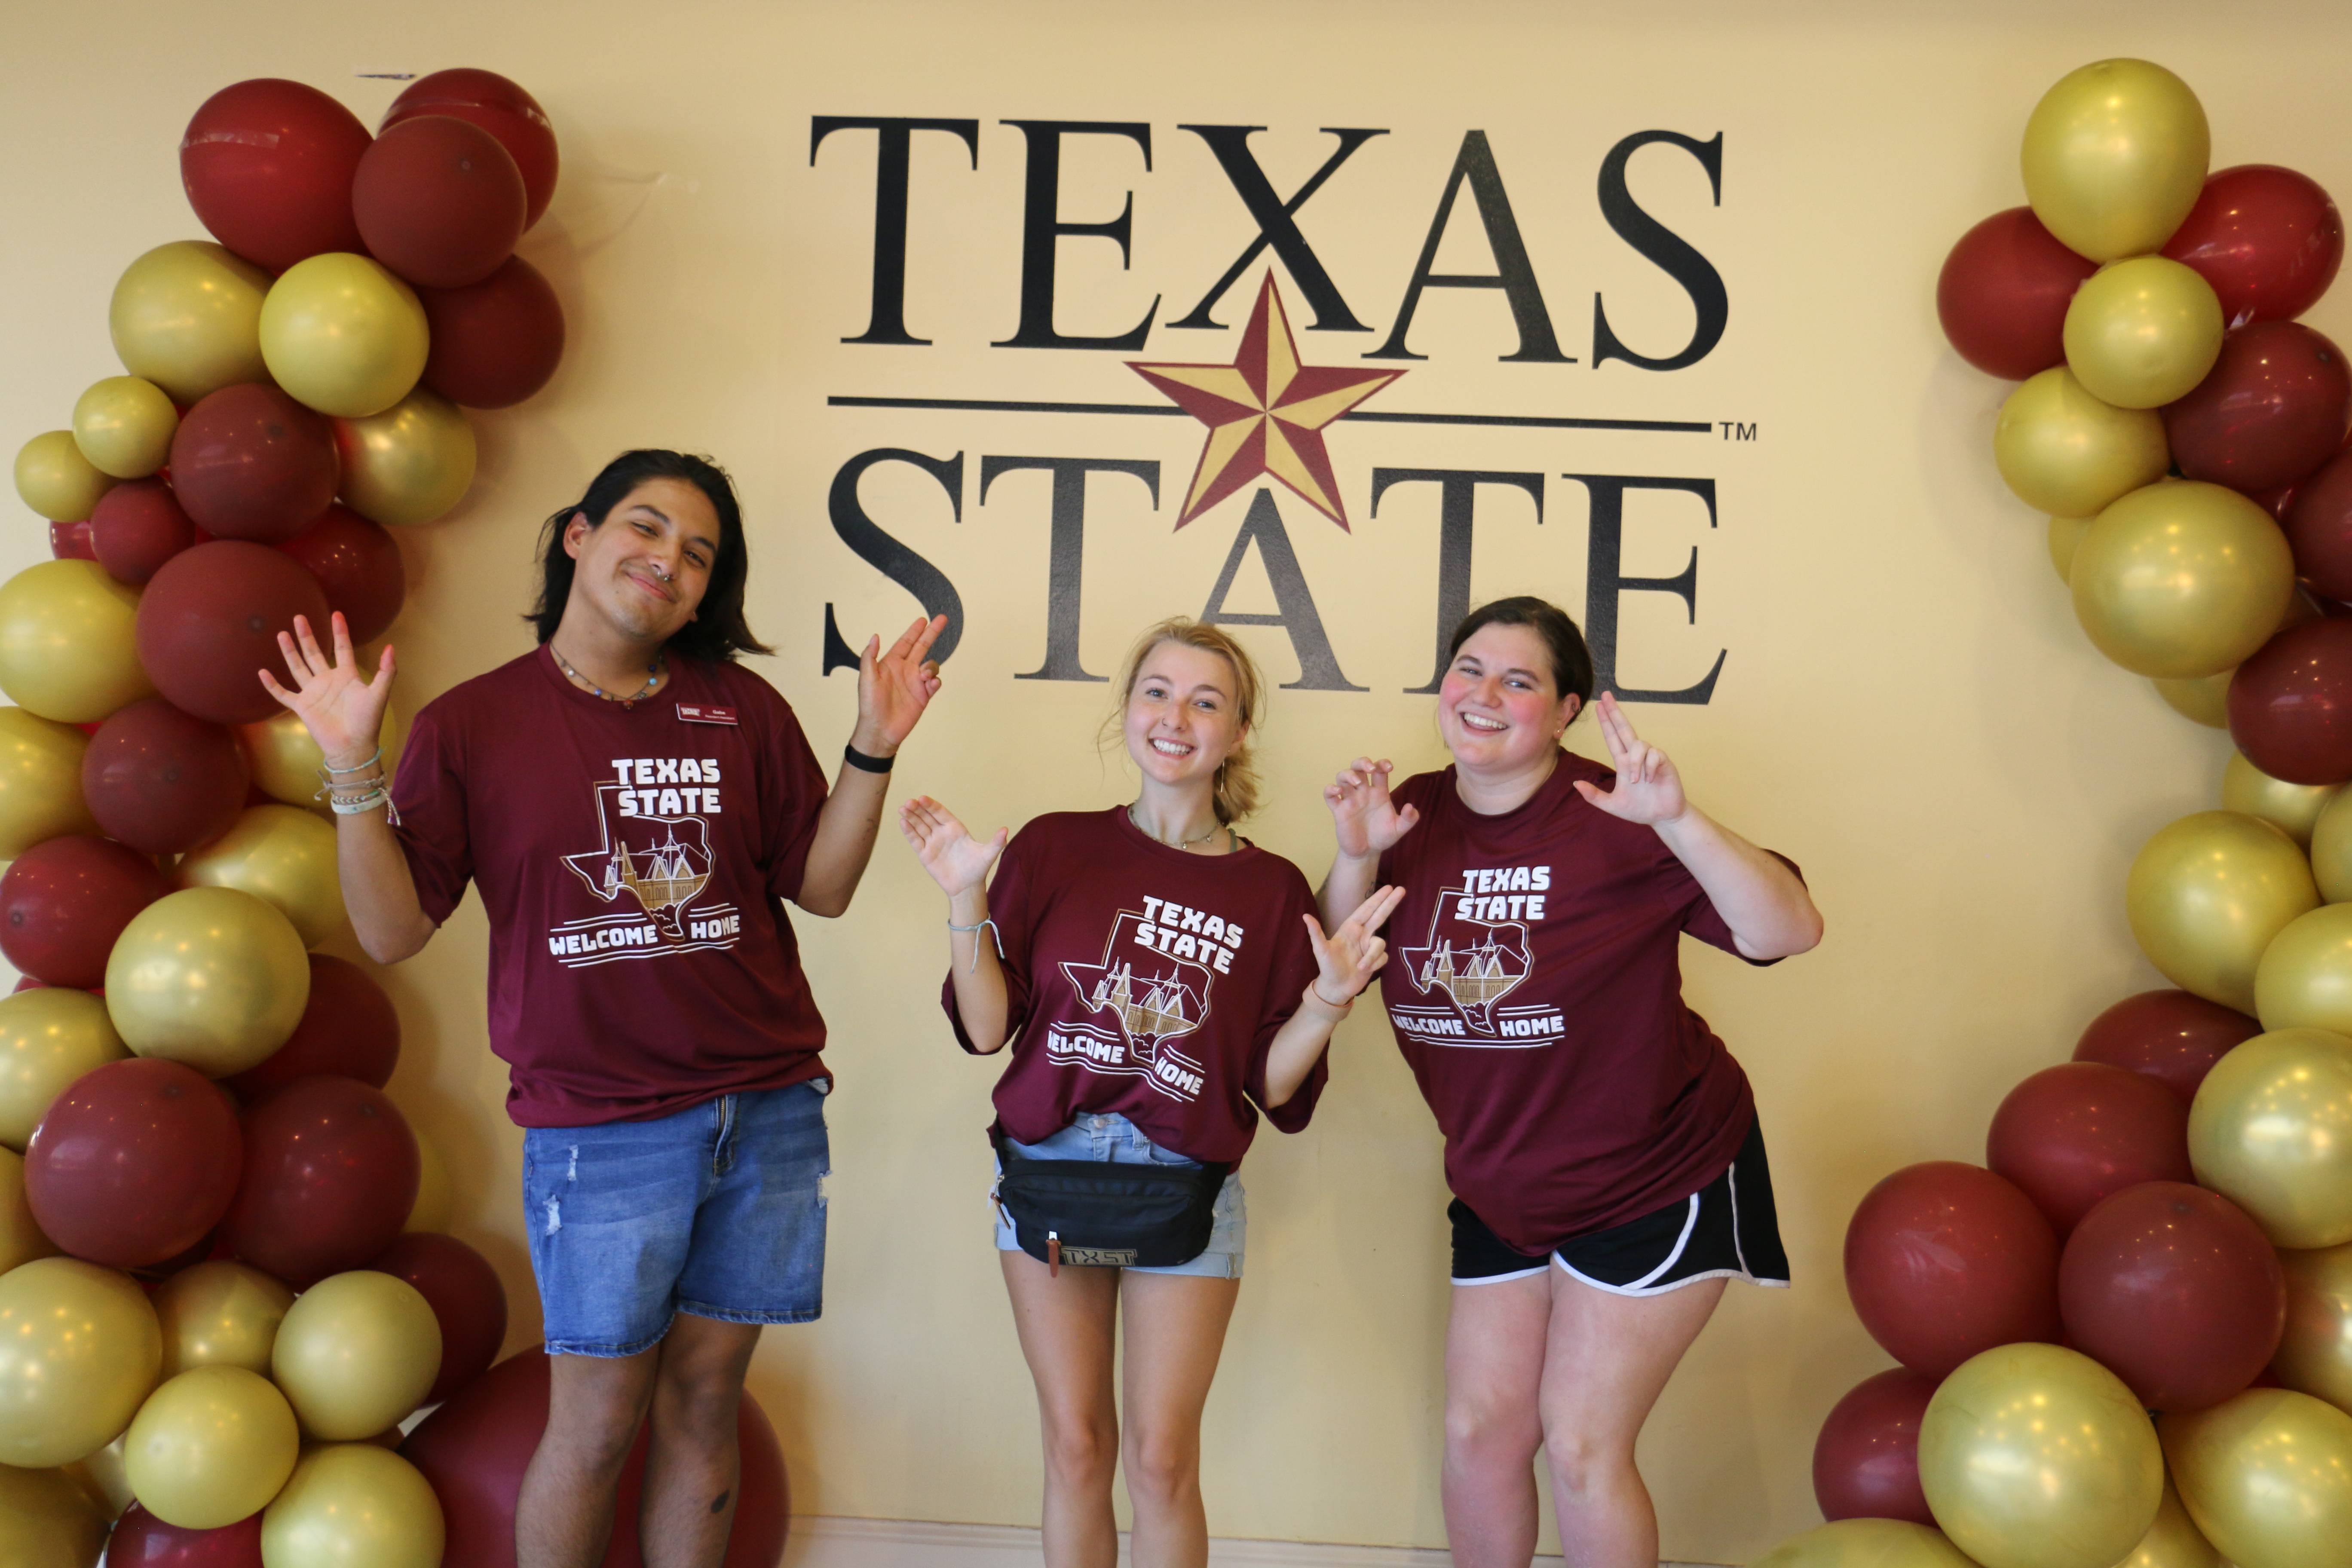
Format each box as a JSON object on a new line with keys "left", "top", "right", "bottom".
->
{"left": 1048, "top": 1230, "right": 1061, "bottom": 1277}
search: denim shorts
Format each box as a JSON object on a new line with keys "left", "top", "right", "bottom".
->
{"left": 992, "top": 1112, "right": 1245, "bottom": 1280}
{"left": 523, "top": 1080, "right": 830, "bottom": 1356}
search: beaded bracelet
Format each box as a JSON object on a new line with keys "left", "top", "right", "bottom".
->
{"left": 316, "top": 747, "right": 383, "bottom": 781}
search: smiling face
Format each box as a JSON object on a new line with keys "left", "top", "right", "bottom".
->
{"left": 1124, "top": 640, "right": 1247, "bottom": 797}
{"left": 560, "top": 477, "right": 723, "bottom": 646}
{"left": 1438, "top": 622, "right": 1583, "bottom": 773}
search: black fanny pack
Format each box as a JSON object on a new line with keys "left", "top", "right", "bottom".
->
{"left": 991, "top": 1127, "right": 1231, "bottom": 1274}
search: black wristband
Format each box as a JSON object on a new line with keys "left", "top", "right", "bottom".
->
{"left": 843, "top": 743, "right": 895, "bottom": 774}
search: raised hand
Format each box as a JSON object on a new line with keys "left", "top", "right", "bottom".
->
{"left": 1323, "top": 758, "right": 1422, "bottom": 860}
{"left": 898, "top": 795, "right": 1007, "bottom": 897}
{"left": 856, "top": 615, "right": 948, "bottom": 755}
{"left": 257, "top": 613, "right": 394, "bottom": 768}
{"left": 1302, "top": 884, "right": 1406, "bottom": 1005}
{"left": 1573, "top": 692, "right": 1687, "bottom": 826}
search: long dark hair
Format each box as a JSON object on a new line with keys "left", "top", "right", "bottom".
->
{"left": 527, "top": 450, "right": 772, "bottom": 661}
{"left": 1445, "top": 596, "right": 1596, "bottom": 710}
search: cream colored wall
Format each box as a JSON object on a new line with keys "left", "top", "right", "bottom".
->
{"left": 7, "top": 2, "right": 2348, "bottom": 1557}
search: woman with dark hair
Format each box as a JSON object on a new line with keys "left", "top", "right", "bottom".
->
{"left": 899, "top": 618, "right": 1402, "bottom": 1568}
{"left": 1318, "top": 595, "right": 1821, "bottom": 1568}
{"left": 261, "top": 450, "right": 946, "bottom": 1568}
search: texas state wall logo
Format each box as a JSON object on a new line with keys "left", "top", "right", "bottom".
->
{"left": 1048, "top": 910, "right": 1228, "bottom": 1102}
{"left": 548, "top": 776, "right": 746, "bottom": 966}
{"left": 1391, "top": 870, "right": 1565, "bottom": 1046}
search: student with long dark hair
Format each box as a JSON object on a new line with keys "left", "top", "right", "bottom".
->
{"left": 262, "top": 450, "right": 946, "bottom": 1568}
{"left": 1319, "top": 596, "right": 1821, "bottom": 1568}
{"left": 900, "top": 618, "right": 1402, "bottom": 1568}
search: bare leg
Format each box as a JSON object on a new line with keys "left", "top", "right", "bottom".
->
{"left": 1117, "top": 1271, "right": 1240, "bottom": 1568}
{"left": 1539, "top": 1273, "right": 1726, "bottom": 1568}
{"left": 1440, "top": 1272, "right": 1553, "bottom": 1568}
{"left": 1002, "top": 1251, "right": 1123, "bottom": 1568}
{"left": 516, "top": 1348, "right": 660, "bottom": 1568}
{"left": 640, "top": 1314, "right": 764, "bottom": 1568}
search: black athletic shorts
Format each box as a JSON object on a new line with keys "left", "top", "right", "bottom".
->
{"left": 1449, "top": 1115, "right": 1791, "bottom": 1296}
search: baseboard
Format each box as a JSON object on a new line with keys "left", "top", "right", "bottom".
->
{"left": 782, "top": 1515, "right": 1720, "bottom": 1566}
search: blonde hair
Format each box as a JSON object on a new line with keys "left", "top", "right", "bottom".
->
{"left": 1106, "top": 619, "right": 1265, "bottom": 824}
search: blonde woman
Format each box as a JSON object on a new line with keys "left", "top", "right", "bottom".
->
{"left": 900, "top": 619, "right": 1401, "bottom": 1568}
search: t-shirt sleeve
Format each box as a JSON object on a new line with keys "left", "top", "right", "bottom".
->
{"left": 756, "top": 692, "right": 832, "bottom": 903}
{"left": 389, "top": 702, "right": 472, "bottom": 926}
{"left": 1671, "top": 845, "right": 1806, "bottom": 968}
{"left": 940, "top": 823, "right": 1038, "bottom": 1055}
{"left": 1246, "top": 871, "right": 1328, "bottom": 1134}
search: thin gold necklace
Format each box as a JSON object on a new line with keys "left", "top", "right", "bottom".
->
{"left": 552, "top": 644, "right": 666, "bottom": 707}
{"left": 1128, "top": 802, "right": 1231, "bottom": 853}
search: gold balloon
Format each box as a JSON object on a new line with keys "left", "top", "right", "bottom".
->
{"left": 2073, "top": 483, "right": 2294, "bottom": 679}
{"left": 239, "top": 686, "right": 409, "bottom": 812}
{"left": 71, "top": 377, "right": 179, "bottom": 480}
{"left": 2312, "top": 791, "right": 2352, "bottom": 904}
{"left": 2049, "top": 515, "right": 2092, "bottom": 584}
{"left": 1749, "top": 1519, "right": 1984, "bottom": 1568}
{"left": 2258, "top": 905, "right": 2352, "bottom": 1035}
{"left": 109, "top": 241, "right": 271, "bottom": 406}
{"left": 0, "top": 560, "right": 156, "bottom": 724}
{"left": 178, "top": 804, "right": 346, "bottom": 949}
{"left": 2225, "top": 753, "right": 2340, "bottom": 848}
{"left": 2274, "top": 1242, "right": 2352, "bottom": 1415}
{"left": 2155, "top": 672, "right": 2232, "bottom": 728}
{"left": 62, "top": 1436, "right": 134, "bottom": 1522}
{"left": 262, "top": 1443, "right": 445, "bottom": 1568}
{"left": 2063, "top": 258, "right": 2226, "bottom": 410}
{"left": 406, "top": 1128, "right": 450, "bottom": 1233}
{"left": 334, "top": 389, "right": 477, "bottom": 528}
{"left": 259, "top": 255, "right": 429, "bottom": 420}
{"left": 0, "top": 1148, "right": 57, "bottom": 1274}
{"left": 1918, "top": 1342, "right": 2163, "bottom": 1568}
{"left": 2190, "top": 1026, "right": 2352, "bottom": 1248}
{"left": 154, "top": 1261, "right": 295, "bottom": 1380}
{"left": 124, "top": 1366, "right": 299, "bottom": 1530}
{"left": 0, "top": 990, "right": 128, "bottom": 1152}
{"left": 1994, "top": 369, "right": 2170, "bottom": 520}
{"left": 2022, "top": 59, "right": 2211, "bottom": 262}
{"left": 13, "top": 432, "right": 116, "bottom": 524}
{"left": 2164, "top": 1388, "right": 2352, "bottom": 1568}
{"left": 0, "top": 707, "right": 97, "bottom": 859}
{"left": 0, "top": 1258, "right": 162, "bottom": 1468}
{"left": 2111, "top": 1480, "right": 2220, "bottom": 1568}
{"left": 2127, "top": 812, "right": 2318, "bottom": 1012}
{"left": 0, "top": 1463, "right": 106, "bottom": 1568}
{"left": 104, "top": 887, "right": 310, "bottom": 1078}
{"left": 271, "top": 1271, "right": 441, "bottom": 1441}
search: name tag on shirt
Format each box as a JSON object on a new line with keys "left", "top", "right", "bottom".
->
{"left": 676, "top": 704, "right": 738, "bottom": 726}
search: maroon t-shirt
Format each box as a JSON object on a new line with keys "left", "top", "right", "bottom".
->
{"left": 392, "top": 646, "right": 833, "bottom": 1127}
{"left": 943, "top": 808, "right": 1326, "bottom": 1163}
{"left": 1375, "top": 752, "right": 1789, "bottom": 1253}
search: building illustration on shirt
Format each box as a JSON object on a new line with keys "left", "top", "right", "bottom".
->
{"left": 1054, "top": 910, "right": 1217, "bottom": 1103}
{"left": 548, "top": 781, "right": 743, "bottom": 965}
{"left": 1393, "top": 881, "right": 1562, "bottom": 1046}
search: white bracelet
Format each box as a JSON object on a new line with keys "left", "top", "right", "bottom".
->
{"left": 328, "top": 786, "right": 401, "bottom": 826}
{"left": 947, "top": 916, "right": 1003, "bottom": 974}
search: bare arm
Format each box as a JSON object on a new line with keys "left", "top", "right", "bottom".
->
{"left": 1260, "top": 885, "right": 1406, "bottom": 1108}
{"left": 1317, "top": 757, "right": 1421, "bottom": 930}
{"left": 900, "top": 795, "right": 1013, "bottom": 1053}
{"left": 796, "top": 615, "right": 946, "bottom": 919}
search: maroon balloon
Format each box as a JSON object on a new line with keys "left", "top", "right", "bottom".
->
{"left": 222, "top": 1078, "right": 418, "bottom": 1286}
{"left": 2059, "top": 1181, "right": 2286, "bottom": 1411}
{"left": 1984, "top": 1062, "right": 2193, "bottom": 1235}
{"left": 2073, "top": 989, "right": 2261, "bottom": 1105}
{"left": 382, "top": 70, "right": 559, "bottom": 231}
{"left": 82, "top": 697, "right": 249, "bottom": 854}
{"left": 1813, "top": 1367, "right": 1939, "bottom": 1524}
{"left": 90, "top": 479, "right": 200, "bottom": 585}
{"left": 278, "top": 505, "right": 406, "bottom": 645}
{"left": 108, "top": 1504, "right": 264, "bottom": 1568}
{"left": 1936, "top": 208, "right": 2098, "bottom": 379}
{"left": 2286, "top": 446, "right": 2352, "bottom": 602}
{"left": 369, "top": 1232, "right": 508, "bottom": 1404}
{"left": 0, "top": 836, "right": 169, "bottom": 988}
{"left": 49, "top": 519, "right": 95, "bottom": 560}
{"left": 352, "top": 116, "right": 527, "bottom": 290}
{"left": 2164, "top": 165, "right": 2346, "bottom": 327}
{"left": 403, "top": 1348, "right": 787, "bottom": 1568}
{"left": 179, "top": 79, "right": 370, "bottom": 273}
{"left": 419, "top": 255, "right": 565, "bottom": 408}
{"left": 168, "top": 385, "right": 339, "bottom": 544}
{"left": 227, "top": 955, "right": 400, "bottom": 1096}
{"left": 1844, "top": 1162, "right": 2060, "bottom": 1378}
{"left": 25, "top": 1059, "right": 241, "bottom": 1270}
{"left": 2164, "top": 322, "right": 2352, "bottom": 493}
{"left": 135, "top": 541, "right": 330, "bottom": 726}
{"left": 2228, "top": 618, "right": 2352, "bottom": 784}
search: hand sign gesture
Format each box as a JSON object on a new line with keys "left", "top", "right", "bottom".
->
{"left": 899, "top": 795, "right": 1008, "bottom": 897}
{"left": 1573, "top": 692, "right": 1687, "bottom": 826}
{"left": 857, "top": 615, "right": 948, "bottom": 754}
{"left": 1302, "top": 885, "right": 1407, "bottom": 1006}
{"left": 1324, "top": 758, "right": 1422, "bottom": 860}
{"left": 257, "top": 612, "right": 394, "bottom": 769}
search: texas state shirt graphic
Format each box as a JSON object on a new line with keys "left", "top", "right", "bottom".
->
{"left": 1049, "top": 896, "right": 1244, "bottom": 1104}
{"left": 1393, "top": 864, "right": 1565, "bottom": 1047}
{"left": 548, "top": 756, "right": 746, "bottom": 967}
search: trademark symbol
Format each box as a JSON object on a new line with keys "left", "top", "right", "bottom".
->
{"left": 1719, "top": 421, "right": 1757, "bottom": 441}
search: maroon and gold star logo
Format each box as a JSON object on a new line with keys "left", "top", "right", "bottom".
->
{"left": 1129, "top": 275, "right": 1403, "bottom": 530}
